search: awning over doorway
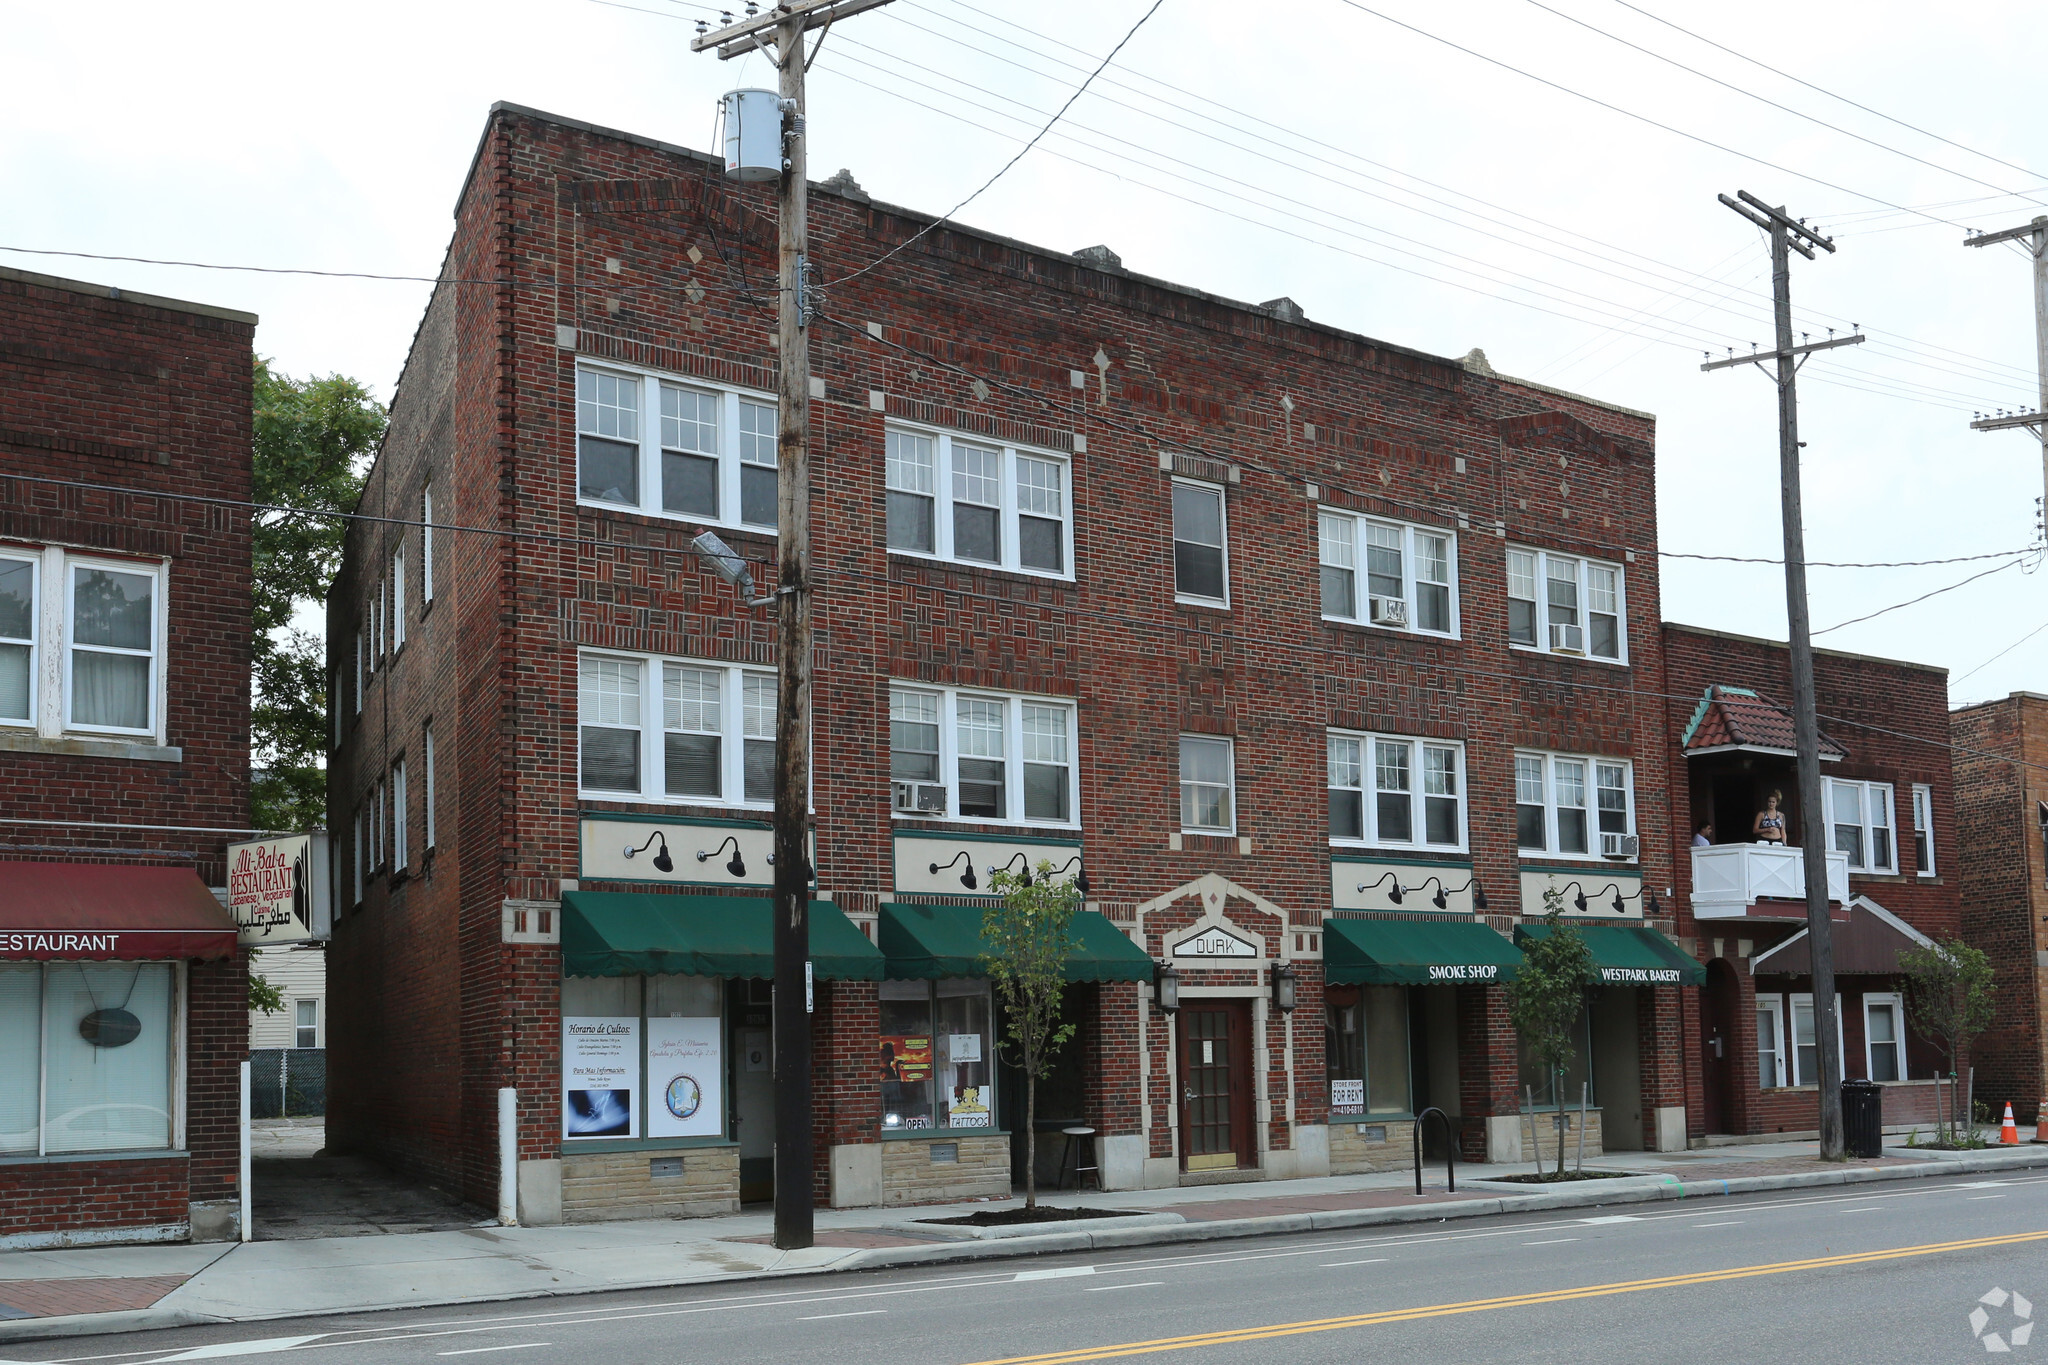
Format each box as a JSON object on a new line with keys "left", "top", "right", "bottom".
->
{"left": 1680, "top": 684, "right": 1848, "bottom": 760}
{"left": 0, "top": 862, "right": 239, "bottom": 961}
{"left": 1322, "top": 916, "right": 1523, "bottom": 985}
{"left": 876, "top": 903, "right": 1156, "bottom": 982}
{"left": 560, "top": 893, "right": 884, "bottom": 980}
{"left": 1515, "top": 921, "right": 1706, "bottom": 986}
{"left": 1751, "top": 896, "right": 1932, "bottom": 975}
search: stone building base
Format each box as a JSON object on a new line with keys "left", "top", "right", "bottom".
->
{"left": 562, "top": 1147, "right": 739, "bottom": 1222}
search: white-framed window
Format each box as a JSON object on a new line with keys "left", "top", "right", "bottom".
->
{"left": 1757, "top": 996, "right": 1786, "bottom": 1089}
{"left": 353, "top": 631, "right": 364, "bottom": 715}
{"left": 1825, "top": 778, "right": 1897, "bottom": 874}
{"left": 1863, "top": 991, "right": 1906, "bottom": 1082}
{"left": 372, "top": 578, "right": 385, "bottom": 667}
{"left": 66, "top": 556, "right": 163, "bottom": 735}
{"left": 1788, "top": 992, "right": 1845, "bottom": 1086}
{"left": 879, "top": 979, "right": 997, "bottom": 1132}
{"left": 391, "top": 759, "right": 408, "bottom": 872}
{"left": 1328, "top": 731, "right": 1464, "bottom": 849}
{"left": 352, "top": 807, "right": 365, "bottom": 904}
{"left": 423, "top": 722, "right": 437, "bottom": 850}
{"left": 391, "top": 548, "right": 405, "bottom": 652}
{"left": 1911, "top": 784, "right": 1934, "bottom": 876}
{"left": 0, "top": 551, "right": 35, "bottom": 726}
{"left": 1514, "top": 750, "right": 1634, "bottom": 858}
{"left": 888, "top": 684, "right": 1078, "bottom": 826}
{"left": 330, "top": 669, "right": 341, "bottom": 750}
{"left": 1179, "top": 734, "right": 1235, "bottom": 833}
{"left": 578, "top": 651, "right": 778, "bottom": 807}
{"left": 0, "top": 962, "right": 180, "bottom": 1156}
{"left": 1507, "top": 547, "right": 1625, "bottom": 661}
{"left": 575, "top": 362, "right": 780, "bottom": 533}
{"left": 882, "top": 425, "right": 1071, "bottom": 578}
{"left": 1318, "top": 512, "right": 1456, "bottom": 635}
{"left": 294, "top": 999, "right": 319, "bottom": 1050}
{"left": 1172, "top": 479, "right": 1228, "bottom": 605}
{"left": 420, "top": 483, "right": 434, "bottom": 604}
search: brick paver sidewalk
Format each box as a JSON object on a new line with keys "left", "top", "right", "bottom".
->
{"left": 0, "top": 1274, "right": 188, "bottom": 1321}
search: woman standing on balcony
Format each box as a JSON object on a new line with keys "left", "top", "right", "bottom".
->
{"left": 1752, "top": 791, "right": 1789, "bottom": 845}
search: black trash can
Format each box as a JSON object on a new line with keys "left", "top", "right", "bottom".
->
{"left": 1842, "top": 1078, "right": 1883, "bottom": 1158}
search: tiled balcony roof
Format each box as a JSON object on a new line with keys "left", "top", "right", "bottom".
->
{"left": 1681, "top": 684, "right": 1847, "bottom": 759}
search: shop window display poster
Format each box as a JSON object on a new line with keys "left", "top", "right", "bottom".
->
{"left": 648, "top": 1016, "right": 723, "bottom": 1139}
{"left": 949, "top": 1084, "right": 992, "bottom": 1128}
{"left": 564, "top": 1017, "right": 640, "bottom": 1138}
{"left": 880, "top": 1035, "right": 932, "bottom": 1084}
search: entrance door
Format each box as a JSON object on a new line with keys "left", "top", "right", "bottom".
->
{"left": 1701, "top": 960, "right": 1740, "bottom": 1134}
{"left": 731, "top": 980, "right": 775, "bottom": 1202}
{"left": 1179, "top": 1000, "right": 1253, "bottom": 1171}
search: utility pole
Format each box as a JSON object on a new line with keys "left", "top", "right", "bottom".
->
{"left": 1964, "top": 217, "right": 2048, "bottom": 536}
{"left": 1704, "top": 190, "right": 1865, "bottom": 1161}
{"left": 692, "top": 0, "right": 895, "bottom": 1252}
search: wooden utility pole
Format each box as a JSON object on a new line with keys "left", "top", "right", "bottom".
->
{"left": 1964, "top": 217, "right": 2048, "bottom": 531}
{"left": 692, "top": 0, "right": 895, "bottom": 1252}
{"left": 1704, "top": 190, "right": 1864, "bottom": 1160}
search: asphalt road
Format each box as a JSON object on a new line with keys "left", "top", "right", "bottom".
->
{"left": 15, "top": 1172, "right": 2048, "bottom": 1365}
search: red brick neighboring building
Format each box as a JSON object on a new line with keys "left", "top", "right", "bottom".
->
{"left": 1950, "top": 692, "right": 2048, "bottom": 1126}
{"left": 0, "top": 266, "right": 255, "bottom": 1246}
{"left": 327, "top": 103, "right": 1700, "bottom": 1224}
{"left": 1662, "top": 624, "right": 1957, "bottom": 1140}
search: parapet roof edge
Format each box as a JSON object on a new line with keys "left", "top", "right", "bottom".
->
{"left": 0, "top": 265, "right": 258, "bottom": 326}
{"left": 1662, "top": 620, "right": 1949, "bottom": 677}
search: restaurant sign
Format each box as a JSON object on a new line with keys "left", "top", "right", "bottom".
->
{"left": 226, "top": 833, "right": 332, "bottom": 945}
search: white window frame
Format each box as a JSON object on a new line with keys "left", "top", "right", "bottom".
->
{"left": 574, "top": 360, "right": 781, "bottom": 535}
{"left": 1911, "top": 783, "right": 1934, "bottom": 877}
{"left": 1507, "top": 545, "right": 1627, "bottom": 663}
{"left": 423, "top": 721, "right": 437, "bottom": 850}
{"left": 372, "top": 578, "right": 384, "bottom": 668}
{"left": 61, "top": 551, "right": 169, "bottom": 739}
{"left": 1318, "top": 511, "right": 1458, "bottom": 637}
{"left": 391, "top": 759, "right": 408, "bottom": 873}
{"left": 352, "top": 807, "right": 365, "bottom": 904}
{"left": 880, "top": 421, "right": 1074, "bottom": 581}
{"left": 1513, "top": 749, "right": 1635, "bottom": 861}
{"left": 294, "top": 999, "right": 319, "bottom": 1050}
{"left": 374, "top": 780, "right": 385, "bottom": 871}
{"left": 886, "top": 683, "right": 1081, "bottom": 829}
{"left": 420, "top": 483, "right": 434, "bottom": 605}
{"left": 1171, "top": 478, "right": 1229, "bottom": 607}
{"left": 1, "top": 961, "right": 187, "bottom": 1157}
{"left": 390, "top": 549, "right": 405, "bottom": 652}
{"left": 576, "top": 649, "right": 782, "bottom": 809}
{"left": 353, "top": 631, "right": 364, "bottom": 715}
{"left": 1756, "top": 996, "right": 1787, "bottom": 1090}
{"left": 1863, "top": 990, "right": 1907, "bottom": 1083}
{"left": 1179, "top": 734, "right": 1236, "bottom": 834}
{"left": 1788, "top": 992, "right": 1845, "bottom": 1086}
{"left": 1823, "top": 778, "right": 1898, "bottom": 874}
{"left": 1327, "top": 730, "right": 1467, "bottom": 851}
{"left": 0, "top": 545, "right": 172, "bottom": 743}
{"left": 0, "top": 547, "right": 37, "bottom": 729}
{"left": 330, "top": 669, "right": 341, "bottom": 750}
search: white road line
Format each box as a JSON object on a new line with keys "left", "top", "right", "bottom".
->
{"left": 1579, "top": 1216, "right": 1641, "bottom": 1225}
{"left": 1694, "top": 1221, "right": 1745, "bottom": 1228}
{"left": 798, "top": 1310, "right": 888, "bottom": 1321}
{"left": 1969, "top": 1195, "right": 2006, "bottom": 1201}
{"left": 1015, "top": 1266, "right": 1096, "bottom": 1281}
{"left": 1320, "top": 1259, "right": 1391, "bottom": 1267}
{"left": 1083, "top": 1283, "right": 1164, "bottom": 1293}
{"left": 437, "top": 1347, "right": 552, "bottom": 1357}
{"left": 1522, "top": 1239, "right": 1579, "bottom": 1246}
{"left": 151, "top": 1337, "right": 326, "bottom": 1361}
{"left": 1837, "top": 1207, "right": 1883, "bottom": 1213}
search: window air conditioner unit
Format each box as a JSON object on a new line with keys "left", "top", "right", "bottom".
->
{"left": 1369, "top": 596, "right": 1409, "bottom": 627}
{"left": 1549, "top": 622, "right": 1586, "bottom": 654}
{"left": 1602, "top": 832, "right": 1640, "bottom": 860}
{"left": 892, "top": 781, "right": 948, "bottom": 814}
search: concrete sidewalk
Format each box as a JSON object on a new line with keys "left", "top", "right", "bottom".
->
{"left": 4, "top": 1136, "right": 2046, "bottom": 1344}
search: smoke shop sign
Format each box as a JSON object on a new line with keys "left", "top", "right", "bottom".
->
{"left": 1425, "top": 962, "right": 1501, "bottom": 982}
{"left": 1173, "top": 926, "right": 1259, "bottom": 959}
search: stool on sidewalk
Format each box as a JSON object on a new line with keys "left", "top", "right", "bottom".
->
{"left": 1059, "top": 1126, "right": 1099, "bottom": 1190}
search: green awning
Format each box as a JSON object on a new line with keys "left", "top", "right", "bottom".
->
{"left": 560, "top": 892, "right": 884, "bottom": 980}
{"left": 877, "top": 903, "right": 1156, "bottom": 982}
{"left": 1514, "top": 921, "right": 1705, "bottom": 987}
{"left": 1323, "top": 916, "right": 1522, "bottom": 986}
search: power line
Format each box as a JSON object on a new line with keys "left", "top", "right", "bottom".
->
{"left": 1953, "top": 617, "right": 2048, "bottom": 687}
{"left": 1811, "top": 558, "right": 2028, "bottom": 637}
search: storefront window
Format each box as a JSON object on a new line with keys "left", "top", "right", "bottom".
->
{"left": 1517, "top": 998, "right": 1593, "bottom": 1108}
{"left": 1325, "top": 986, "right": 1410, "bottom": 1116}
{"left": 879, "top": 978, "right": 995, "bottom": 1131}
{"left": 1, "top": 963, "right": 177, "bottom": 1156}
{"left": 561, "top": 974, "right": 725, "bottom": 1142}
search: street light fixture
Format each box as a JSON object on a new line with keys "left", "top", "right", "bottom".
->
{"left": 690, "top": 531, "right": 769, "bottom": 608}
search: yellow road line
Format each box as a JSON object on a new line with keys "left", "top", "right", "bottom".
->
{"left": 964, "top": 1229, "right": 2048, "bottom": 1365}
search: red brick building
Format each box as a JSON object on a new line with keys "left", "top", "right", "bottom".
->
{"left": 1950, "top": 692, "right": 2048, "bottom": 1126}
{"left": 0, "top": 266, "right": 254, "bottom": 1246}
{"left": 327, "top": 103, "right": 1706, "bottom": 1223}
{"left": 1662, "top": 624, "right": 1957, "bottom": 1140}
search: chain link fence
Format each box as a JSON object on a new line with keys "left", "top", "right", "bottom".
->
{"left": 249, "top": 1048, "right": 327, "bottom": 1118}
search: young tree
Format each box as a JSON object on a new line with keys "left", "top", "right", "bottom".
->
{"left": 249, "top": 358, "right": 382, "bottom": 832}
{"left": 1506, "top": 889, "right": 1594, "bottom": 1179}
{"left": 981, "top": 862, "right": 1080, "bottom": 1209}
{"left": 1898, "top": 937, "right": 1996, "bottom": 1145}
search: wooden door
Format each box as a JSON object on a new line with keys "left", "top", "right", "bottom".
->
{"left": 1180, "top": 1000, "right": 1253, "bottom": 1170}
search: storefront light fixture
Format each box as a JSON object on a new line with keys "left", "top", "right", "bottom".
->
{"left": 1559, "top": 880, "right": 1627, "bottom": 915}
{"left": 1406, "top": 875, "right": 1488, "bottom": 911}
{"left": 1270, "top": 962, "right": 1298, "bottom": 1014}
{"left": 1048, "top": 856, "right": 1091, "bottom": 894}
{"left": 1357, "top": 871, "right": 1403, "bottom": 906}
{"left": 1616, "top": 885, "right": 1659, "bottom": 916}
{"left": 696, "top": 835, "right": 747, "bottom": 879}
{"left": 1153, "top": 961, "right": 1180, "bottom": 1013}
{"left": 989, "top": 852, "right": 1033, "bottom": 887}
{"left": 929, "top": 850, "right": 978, "bottom": 890}
{"left": 623, "top": 830, "right": 675, "bottom": 873}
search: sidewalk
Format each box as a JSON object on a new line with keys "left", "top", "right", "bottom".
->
{"left": 4, "top": 1136, "right": 2045, "bottom": 1344}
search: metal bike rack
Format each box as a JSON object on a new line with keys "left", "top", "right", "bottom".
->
{"left": 1412, "top": 1106, "right": 1456, "bottom": 1195}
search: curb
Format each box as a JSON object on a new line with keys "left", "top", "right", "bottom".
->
{"left": 5, "top": 1148, "right": 2045, "bottom": 1346}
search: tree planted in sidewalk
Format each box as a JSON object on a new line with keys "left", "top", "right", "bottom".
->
{"left": 981, "top": 862, "right": 1080, "bottom": 1209}
{"left": 1898, "top": 936, "right": 1996, "bottom": 1145}
{"left": 1506, "top": 889, "right": 1593, "bottom": 1179}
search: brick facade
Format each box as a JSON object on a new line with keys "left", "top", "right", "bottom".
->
{"left": 0, "top": 266, "right": 256, "bottom": 1243}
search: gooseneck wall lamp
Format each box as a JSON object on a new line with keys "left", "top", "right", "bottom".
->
{"left": 1558, "top": 881, "right": 1628, "bottom": 915}
{"left": 989, "top": 853, "right": 1033, "bottom": 887}
{"left": 1048, "top": 856, "right": 1091, "bottom": 894}
{"left": 929, "top": 851, "right": 978, "bottom": 890}
{"left": 1356, "top": 871, "right": 1404, "bottom": 906}
{"left": 696, "top": 835, "right": 747, "bottom": 879}
{"left": 1406, "top": 875, "right": 1490, "bottom": 911}
{"left": 623, "top": 831, "right": 674, "bottom": 874}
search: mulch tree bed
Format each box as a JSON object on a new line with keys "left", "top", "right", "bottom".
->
{"left": 1484, "top": 1170, "right": 1642, "bottom": 1184}
{"left": 917, "top": 1206, "right": 1145, "bottom": 1226}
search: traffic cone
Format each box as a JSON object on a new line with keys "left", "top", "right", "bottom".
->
{"left": 2000, "top": 1102, "right": 2020, "bottom": 1146}
{"left": 2036, "top": 1107, "right": 2048, "bottom": 1143}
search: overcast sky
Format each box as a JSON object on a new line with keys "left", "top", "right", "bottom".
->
{"left": 7, "top": 0, "right": 2046, "bottom": 704}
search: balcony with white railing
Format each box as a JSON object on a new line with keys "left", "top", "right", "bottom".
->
{"left": 1690, "top": 843, "right": 1850, "bottom": 920}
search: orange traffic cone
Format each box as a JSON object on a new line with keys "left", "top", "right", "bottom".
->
{"left": 2000, "top": 1102, "right": 2020, "bottom": 1146}
{"left": 2037, "top": 1108, "right": 2048, "bottom": 1143}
